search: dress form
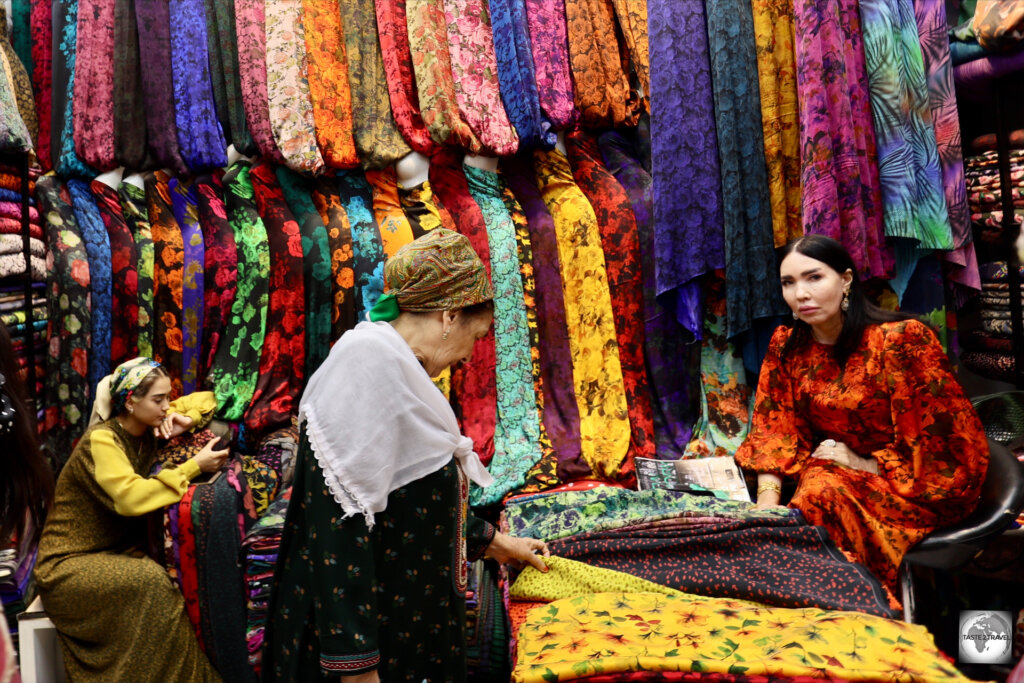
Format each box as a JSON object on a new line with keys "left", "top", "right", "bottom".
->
{"left": 555, "top": 131, "right": 567, "bottom": 155}
{"left": 464, "top": 153, "right": 498, "bottom": 172}
{"left": 395, "top": 150, "right": 431, "bottom": 187}
{"left": 95, "top": 166, "right": 125, "bottom": 189}
{"left": 123, "top": 172, "right": 145, "bottom": 190}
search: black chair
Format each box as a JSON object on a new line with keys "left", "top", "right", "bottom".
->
{"left": 900, "top": 438, "right": 1024, "bottom": 622}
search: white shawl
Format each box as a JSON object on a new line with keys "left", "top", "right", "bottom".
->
{"left": 298, "top": 321, "right": 493, "bottom": 527}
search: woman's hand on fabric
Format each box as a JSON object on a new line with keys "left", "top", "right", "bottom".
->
{"left": 484, "top": 532, "right": 550, "bottom": 572}
{"left": 155, "top": 412, "right": 193, "bottom": 439}
{"left": 193, "top": 440, "right": 230, "bottom": 473}
{"left": 811, "top": 440, "right": 879, "bottom": 474}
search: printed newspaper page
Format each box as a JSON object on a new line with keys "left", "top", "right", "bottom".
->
{"left": 634, "top": 456, "right": 751, "bottom": 502}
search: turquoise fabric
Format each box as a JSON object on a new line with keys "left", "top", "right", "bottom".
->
{"left": 337, "top": 172, "right": 386, "bottom": 320}
{"left": 464, "top": 165, "right": 542, "bottom": 507}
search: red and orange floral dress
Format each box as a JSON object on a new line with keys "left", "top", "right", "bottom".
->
{"left": 735, "top": 319, "right": 989, "bottom": 593}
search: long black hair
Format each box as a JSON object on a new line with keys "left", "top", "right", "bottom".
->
{"left": 779, "top": 235, "right": 915, "bottom": 368}
{"left": 0, "top": 321, "right": 54, "bottom": 546}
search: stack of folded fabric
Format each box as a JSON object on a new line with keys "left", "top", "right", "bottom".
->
{"left": 242, "top": 490, "right": 290, "bottom": 677}
{"left": 465, "top": 559, "right": 510, "bottom": 680}
{"left": 0, "top": 545, "right": 37, "bottom": 638}
{"left": 961, "top": 261, "right": 1023, "bottom": 382}
{"left": 0, "top": 283, "right": 45, "bottom": 391}
{"left": 964, "top": 149, "right": 1024, "bottom": 244}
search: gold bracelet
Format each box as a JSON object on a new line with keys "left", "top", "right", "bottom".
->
{"left": 756, "top": 483, "right": 782, "bottom": 496}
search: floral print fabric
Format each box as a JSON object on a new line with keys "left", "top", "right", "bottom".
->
{"left": 751, "top": 0, "right": 802, "bottom": 246}
{"left": 207, "top": 161, "right": 269, "bottom": 422}
{"left": 464, "top": 165, "right": 543, "bottom": 505}
{"left": 522, "top": 0, "right": 576, "bottom": 130}
{"left": 67, "top": 179, "right": 110, "bottom": 399}
{"left": 366, "top": 167, "right": 415, "bottom": 258}
{"left": 52, "top": 0, "right": 95, "bottom": 175}
{"left": 245, "top": 162, "right": 306, "bottom": 440}
{"left": 72, "top": 0, "right": 115, "bottom": 170}
{"left": 169, "top": 178, "right": 206, "bottom": 394}
{"left": 566, "top": 130, "right": 654, "bottom": 460}
{"left": 134, "top": 0, "right": 187, "bottom": 175}
{"left": 444, "top": 0, "right": 520, "bottom": 155}
{"left": 0, "top": 7, "right": 37, "bottom": 151}
{"left": 338, "top": 0, "right": 411, "bottom": 168}
{"left": 234, "top": 0, "right": 287, "bottom": 163}
{"left": 208, "top": 0, "right": 255, "bottom": 155}
{"left": 735, "top": 321, "right": 989, "bottom": 593}
{"left": 510, "top": 592, "right": 970, "bottom": 682}
{"left": 118, "top": 182, "right": 154, "bottom": 358}
{"left": 113, "top": 0, "right": 147, "bottom": 168}
{"left": 168, "top": 0, "right": 227, "bottom": 172}
{"left": 337, "top": 171, "right": 385, "bottom": 319}
{"left": 30, "top": 0, "right": 53, "bottom": 170}
{"left": 399, "top": 180, "right": 455, "bottom": 238}
{"left": 310, "top": 178, "right": 357, "bottom": 341}
{"left": 194, "top": 172, "right": 238, "bottom": 378}
{"left": 795, "top": 0, "right": 892, "bottom": 279}
{"left": 533, "top": 148, "right": 631, "bottom": 484}
{"left": 405, "top": 0, "right": 481, "bottom": 152}
{"left": 91, "top": 181, "right": 138, "bottom": 368}
{"left": 145, "top": 170, "right": 185, "bottom": 398}
{"left": 429, "top": 151, "right": 497, "bottom": 464}
{"left": 264, "top": 0, "right": 324, "bottom": 174}
{"left": 301, "top": 0, "right": 358, "bottom": 168}
{"left": 38, "top": 174, "right": 91, "bottom": 461}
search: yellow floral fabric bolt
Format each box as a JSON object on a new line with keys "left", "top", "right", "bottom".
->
{"left": 533, "top": 148, "right": 631, "bottom": 482}
{"left": 512, "top": 591, "right": 972, "bottom": 683}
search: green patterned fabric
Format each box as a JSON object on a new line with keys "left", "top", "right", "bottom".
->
{"left": 117, "top": 182, "right": 154, "bottom": 357}
{"left": 206, "top": 161, "right": 269, "bottom": 421}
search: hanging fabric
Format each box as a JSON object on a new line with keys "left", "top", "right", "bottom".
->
{"left": 706, "top": 0, "right": 784, "bottom": 338}
{"left": 338, "top": 0, "right": 411, "bottom": 168}
{"left": 301, "top": 0, "right": 359, "bottom": 168}
{"left": 429, "top": 150, "right": 498, "bottom": 465}
{"left": 207, "top": 161, "right": 269, "bottom": 422}
{"left": 502, "top": 154, "right": 582, "bottom": 478}
{"left": 201, "top": 0, "right": 231, "bottom": 147}
{"left": 275, "top": 167, "right": 332, "bottom": 380}
{"left": 0, "top": 5, "right": 38, "bottom": 149}
{"left": 145, "top": 170, "right": 186, "bottom": 398}
{"left": 194, "top": 172, "right": 238, "bottom": 378}
{"left": 0, "top": 49, "right": 31, "bottom": 153}
{"left": 522, "top": 0, "right": 576, "bottom": 129}
{"left": 235, "top": 0, "right": 288, "bottom": 163}
{"left": 794, "top": 0, "right": 892, "bottom": 279}
{"left": 169, "top": 178, "right": 206, "bottom": 394}
{"left": 113, "top": 0, "right": 147, "bottom": 169}
{"left": 598, "top": 131, "right": 700, "bottom": 459}
{"left": 405, "top": 0, "right": 481, "bottom": 152}
{"left": 913, "top": 0, "right": 980, "bottom": 298}
{"left": 398, "top": 179, "right": 455, "bottom": 237}
{"left": 566, "top": 130, "right": 655, "bottom": 461}
{"left": 30, "top": 0, "right": 53, "bottom": 170}
{"left": 264, "top": 0, "right": 325, "bottom": 174}
{"left": 51, "top": 0, "right": 95, "bottom": 175}
{"left": 859, "top": 0, "right": 952, "bottom": 252}
{"left": 564, "top": 0, "right": 641, "bottom": 127}
{"left": 648, "top": 0, "right": 722, "bottom": 340}
{"left": 750, "top": 0, "right": 802, "bottom": 247}
{"left": 487, "top": 0, "right": 556, "bottom": 149}
{"left": 67, "top": 178, "right": 111, "bottom": 401}
{"left": 366, "top": 168, "right": 416, "bottom": 257}
{"left": 38, "top": 174, "right": 91, "bottom": 461}
{"left": 464, "top": 164, "right": 544, "bottom": 505}
{"left": 134, "top": 0, "right": 188, "bottom": 175}
{"left": 207, "top": 0, "right": 256, "bottom": 155}
{"left": 71, "top": 0, "right": 115, "bottom": 170}
{"left": 244, "top": 162, "right": 306, "bottom": 439}
{"left": 169, "top": 0, "right": 228, "bottom": 172}
{"left": 607, "top": 0, "right": 648, "bottom": 102}
{"left": 375, "top": 0, "right": 441, "bottom": 155}
{"left": 533, "top": 148, "right": 632, "bottom": 484}
{"left": 118, "top": 181, "right": 154, "bottom": 358}
{"left": 12, "top": 0, "right": 32, "bottom": 80}
{"left": 337, "top": 170, "right": 386, "bottom": 319}
{"left": 310, "top": 177, "right": 357, "bottom": 341}
{"left": 444, "top": 0, "right": 520, "bottom": 155}
{"left": 91, "top": 180, "right": 139, "bottom": 368}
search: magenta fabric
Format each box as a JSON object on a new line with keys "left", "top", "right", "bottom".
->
{"left": 523, "top": 0, "right": 577, "bottom": 129}
{"left": 73, "top": 0, "right": 117, "bottom": 170}
{"left": 234, "top": 0, "right": 287, "bottom": 164}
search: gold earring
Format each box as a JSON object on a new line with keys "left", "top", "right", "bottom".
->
{"left": 841, "top": 291, "right": 850, "bottom": 312}
{"left": 792, "top": 311, "right": 798, "bottom": 320}
{"left": 442, "top": 330, "right": 449, "bottom": 341}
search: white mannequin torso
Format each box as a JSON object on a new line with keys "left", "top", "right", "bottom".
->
{"left": 463, "top": 153, "right": 498, "bottom": 172}
{"left": 396, "top": 150, "right": 431, "bottom": 188}
{"left": 95, "top": 166, "right": 125, "bottom": 190}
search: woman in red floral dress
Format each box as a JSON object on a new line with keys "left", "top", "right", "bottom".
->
{"left": 735, "top": 235, "right": 989, "bottom": 594}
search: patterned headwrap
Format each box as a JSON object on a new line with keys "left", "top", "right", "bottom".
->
{"left": 369, "top": 228, "right": 493, "bottom": 321}
{"left": 109, "top": 357, "right": 163, "bottom": 414}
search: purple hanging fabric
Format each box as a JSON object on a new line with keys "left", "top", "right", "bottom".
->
{"left": 169, "top": 178, "right": 206, "bottom": 394}
{"left": 501, "top": 154, "right": 583, "bottom": 479}
{"left": 522, "top": 0, "right": 577, "bottom": 129}
{"left": 134, "top": 0, "right": 189, "bottom": 175}
{"left": 648, "top": 0, "right": 722, "bottom": 339}
{"left": 599, "top": 130, "right": 699, "bottom": 458}
{"left": 794, "top": 0, "right": 892, "bottom": 279}
{"left": 169, "top": 0, "right": 228, "bottom": 172}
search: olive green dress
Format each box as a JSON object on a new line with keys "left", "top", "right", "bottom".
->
{"left": 34, "top": 416, "right": 222, "bottom": 682}
{"left": 263, "top": 435, "right": 495, "bottom": 681}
